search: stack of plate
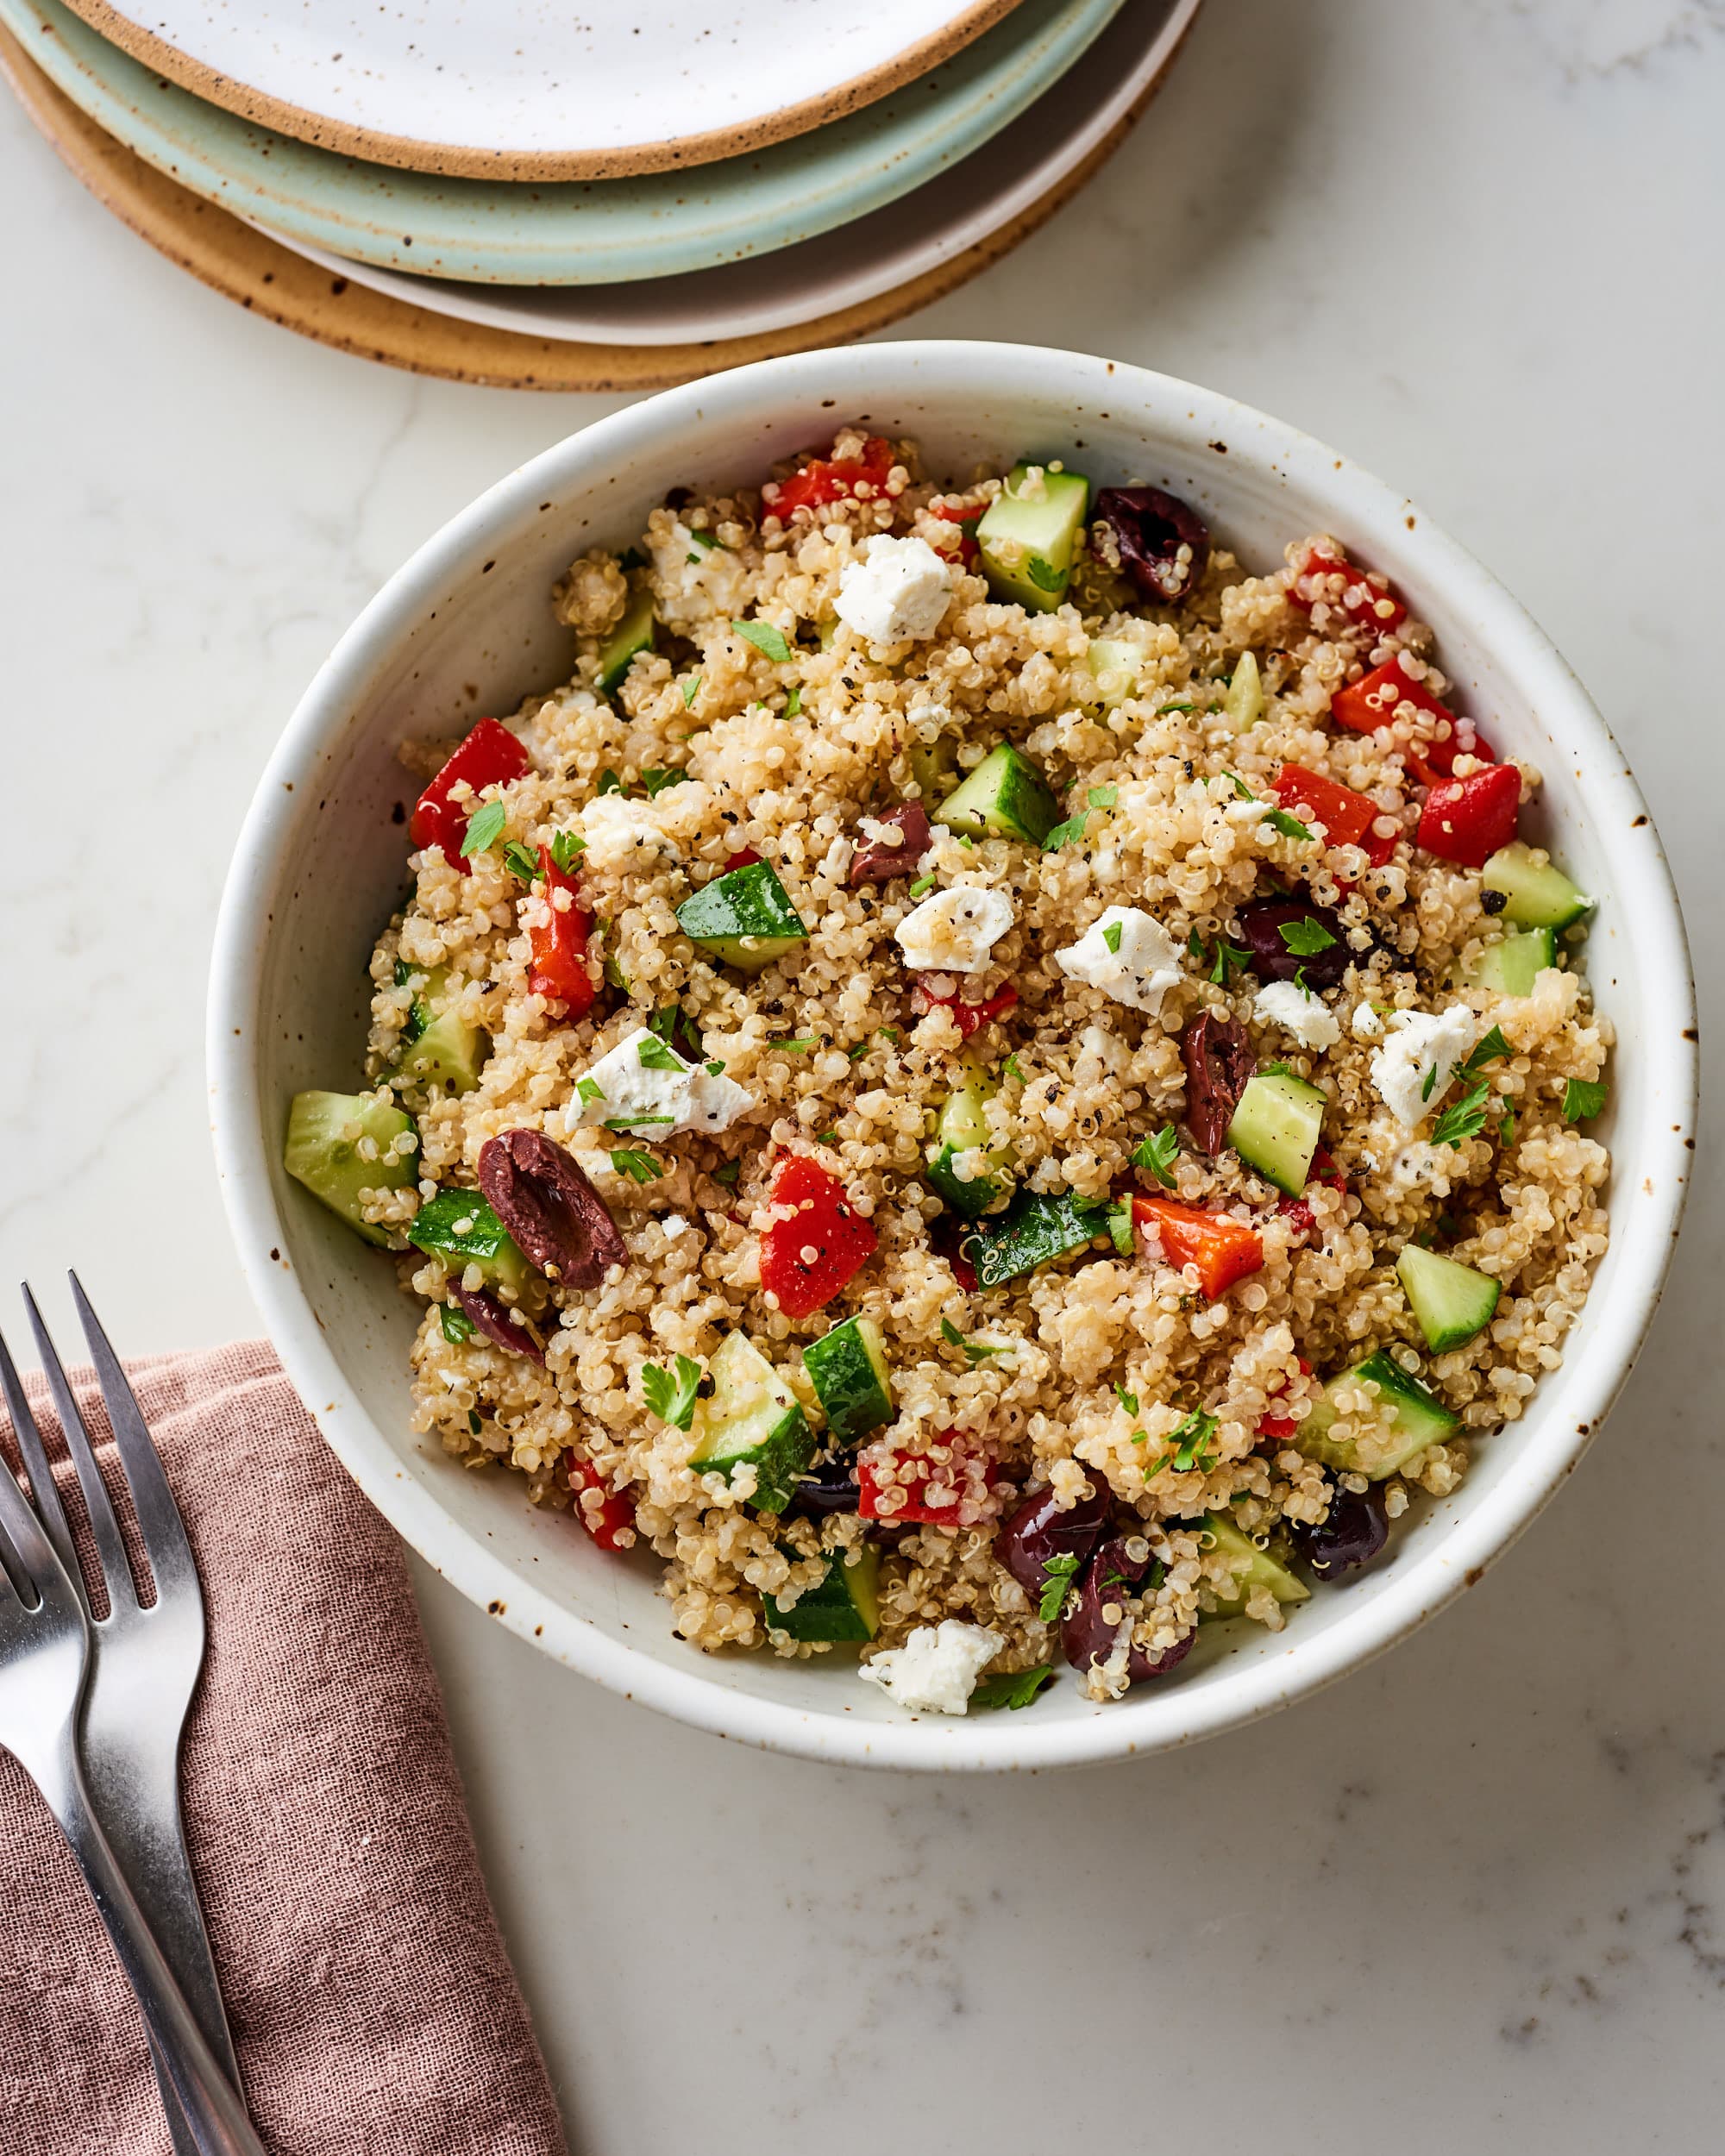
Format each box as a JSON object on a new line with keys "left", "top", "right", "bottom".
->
{"left": 0, "top": 0, "right": 1201, "bottom": 389}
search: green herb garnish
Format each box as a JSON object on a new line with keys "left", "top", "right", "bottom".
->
{"left": 731, "top": 618, "right": 794, "bottom": 664}
{"left": 609, "top": 1150, "right": 660, "bottom": 1183}
{"left": 1026, "top": 555, "right": 1063, "bottom": 592}
{"left": 549, "top": 829, "right": 585, "bottom": 875}
{"left": 846, "top": 1039, "right": 872, "bottom": 1062}
{"left": 605, "top": 1113, "right": 677, "bottom": 1130}
{"left": 972, "top": 1664, "right": 1057, "bottom": 1712}
{"left": 1278, "top": 917, "right": 1337, "bottom": 956}
{"left": 784, "top": 686, "right": 803, "bottom": 718}
{"left": 1432, "top": 1080, "right": 1492, "bottom": 1149}
{"left": 641, "top": 767, "right": 688, "bottom": 799}
{"left": 713, "top": 1161, "right": 742, "bottom": 1188}
{"left": 641, "top": 1353, "right": 703, "bottom": 1432}
{"left": 461, "top": 799, "right": 507, "bottom": 857}
{"left": 940, "top": 1318, "right": 1007, "bottom": 1365}
{"left": 1038, "top": 1553, "right": 1082, "bottom": 1624}
{"left": 596, "top": 769, "right": 624, "bottom": 795}
{"left": 1102, "top": 920, "right": 1123, "bottom": 955}
{"left": 502, "top": 840, "right": 540, "bottom": 882}
{"left": 1564, "top": 1077, "right": 1609, "bottom": 1122}
{"left": 439, "top": 1302, "right": 475, "bottom": 1344}
{"left": 1221, "top": 772, "right": 1256, "bottom": 801}
{"left": 1002, "top": 1053, "right": 1026, "bottom": 1082}
{"left": 1113, "top": 1382, "right": 1139, "bottom": 1416}
{"left": 1130, "top": 1124, "right": 1180, "bottom": 1188}
{"left": 1088, "top": 785, "right": 1119, "bottom": 810}
{"left": 1461, "top": 1025, "right": 1513, "bottom": 1076}
{"left": 575, "top": 1075, "right": 605, "bottom": 1106}
{"left": 1209, "top": 938, "right": 1250, "bottom": 987}
{"left": 1264, "top": 808, "right": 1314, "bottom": 843}
{"left": 909, "top": 873, "right": 937, "bottom": 897}
{"left": 1042, "top": 812, "right": 1090, "bottom": 852}
{"left": 636, "top": 1034, "right": 686, "bottom": 1073}
{"left": 774, "top": 1037, "right": 818, "bottom": 1053}
{"left": 1170, "top": 1407, "right": 1220, "bottom": 1472}
{"left": 682, "top": 674, "right": 702, "bottom": 709}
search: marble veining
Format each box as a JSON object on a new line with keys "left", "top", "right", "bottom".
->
{"left": 2, "top": 0, "right": 1722, "bottom": 2147}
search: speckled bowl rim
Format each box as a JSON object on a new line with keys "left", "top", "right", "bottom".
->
{"left": 209, "top": 344, "right": 1698, "bottom": 1772}
{"left": 59, "top": 0, "right": 1029, "bottom": 181}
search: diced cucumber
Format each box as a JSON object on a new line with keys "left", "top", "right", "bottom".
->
{"left": 909, "top": 736, "right": 959, "bottom": 802}
{"left": 1295, "top": 1349, "right": 1460, "bottom": 1480}
{"left": 1082, "top": 637, "right": 1146, "bottom": 707}
{"left": 398, "top": 1008, "right": 489, "bottom": 1095}
{"left": 1396, "top": 1244, "right": 1500, "bottom": 1353}
{"left": 674, "top": 859, "right": 809, "bottom": 975}
{"left": 596, "top": 586, "right": 656, "bottom": 694}
{"left": 801, "top": 1315, "right": 894, "bottom": 1444}
{"left": 1463, "top": 925, "right": 1556, "bottom": 997}
{"left": 925, "top": 1068, "right": 1013, "bottom": 1219}
{"left": 687, "top": 1332, "right": 817, "bottom": 1512}
{"left": 1202, "top": 1511, "right": 1310, "bottom": 1617}
{"left": 405, "top": 1190, "right": 530, "bottom": 1294}
{"left": 969, "top": 1189, "right": 1110, "bottom": 1289}
{"left": 1224, "top": 649, "right": 1264, "bottom": 730}
{"left": 1481, "top": 842, "right": 1591, "bottom": 931}
{"left": 976, "top": 465, "right": 1091, "bottom": 611}
{"left": 935, "top": 743, "right": 1060, "bottom": 847}
{"left": 393, "top": 956, "right": 440, "bottom": 1046}
{"left": 1226, "top": 1072, "right": 1327, "bottom": 1196}
{"left": 284, "top": 1090, "right": 417, "bottom": 1248}
{"left": 763, "top": 1544, "right": 881, "bottom": 1644}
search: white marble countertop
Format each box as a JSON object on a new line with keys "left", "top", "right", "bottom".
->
{"left": 3, "top": 1, "right": 1722, "bottom": 2147}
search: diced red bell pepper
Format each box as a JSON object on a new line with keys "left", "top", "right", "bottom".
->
{"left": 723, "top": 847, "right": 764, "bottom": 871}
{"left": 568, "top": 1456, "right": 636, "bottom": 1551}
{"left": 1256, "top": 1357, "right": 1314, "bottom": 1444}
{"left": 911, "top": 982, "right": 1019, "bottom": 1039}
{"left": 857, "top": 1432, "right": 997, "bottom": 1525}
{"left": 762, "top": 436, "right": 896, "bottom": 517}
{"left": 759, "top": 1154, "right": 879, "bottom": 1319}
{"left": 929, "top": 499, "right": 982, "bottom": 565}
{"left": 1416, "top": 762, "right": 1521, "bottom": 868}
{"left": 1276, "top": 1149, "right": 1347, "bottom": 1241}
{"left": 409, "top": 718, "right": 531, "bottom": 862}
{"left": 1271, "top": 764, "right": 1397, "bottom": 867}
{"left": 1288, "top": 543, "right": 1408, "bottom": 637}
{"left": 1132, "top": 1194, "right": 1264, "bottom": 1300}
{"left": 1332, "top": 656, "right": 1495, "bottom": 787}
{"left": 526, "top": 846, "right": 598, "bottom": 1017}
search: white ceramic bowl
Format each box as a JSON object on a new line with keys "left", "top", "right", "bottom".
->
{"left": 209, "top": 344, "right": 1697, "bottom": 1771}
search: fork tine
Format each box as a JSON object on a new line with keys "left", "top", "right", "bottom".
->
{"left": 0, "top": 1336, "right": 81, "bottom": 1615}
{"left": 22, "top": 1286, "right": 138, "bottom": 1614}
{"left": 0, "top": 1315, "right": 82, "bottom": 1589}
{"left": 68, "top": 1273, "right": 195, "bottom": 1596}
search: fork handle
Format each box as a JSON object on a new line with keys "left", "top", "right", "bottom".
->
{"left": 47, "top": 1740, "right": 267, "bottom": 2156}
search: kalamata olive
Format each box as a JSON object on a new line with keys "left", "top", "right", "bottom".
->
{"left": 782, "top": 1469, "right": 862, "bottom": 1520}
{"left": 1233, "top": 896, "right": 1352, "bottom": 989}
{"left": 850, "top": 802, "right": 932, "bottom": 884}
{"left": 478, "top": 1129, "right": 628, "bottom": 1289}
{"left": 1060, "top": 1534, "right": 1195, "bottom": 1683}
{"left": 1182, "top": 1012, "right": 1255, "bottom": 1156}
{"left": 1094, "top": 486, "right": 1211, "bottom": 605}
{"left": 997, "top": 1471, "right": 1112, "bottom": 1601}
{"left": 1287, "top": 1479, "right": 1389, "bottom": 1579}
{"left": 452, "top": 1285, "right": 545, "bottom": 1363}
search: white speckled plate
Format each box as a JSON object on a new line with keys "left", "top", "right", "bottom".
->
{"left": 248, "top": 0, "right": 1200, "bottom": 346}
{"left": 60, "top": 0, "right": 1029, "bottom": 179}
{"left": 14, "top": 0, "right": 1123, "bottom": 284}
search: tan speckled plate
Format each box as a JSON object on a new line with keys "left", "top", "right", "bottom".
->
{"left": 0, "top": 18, "right": 1177, "bottom": 392}
{"left": 56, "top": 0, "right": 1031, "bottom": 182}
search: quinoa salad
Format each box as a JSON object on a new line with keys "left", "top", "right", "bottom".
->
{"left": 285, "top": 429, "right": 1611, "bottom": 1716}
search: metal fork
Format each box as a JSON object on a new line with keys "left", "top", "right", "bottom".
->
{"left": 0, "top": 1312, "right": 264, "bottom": 2154}
{"left": 0, "top": 1281, "right": 260, "bottom": 2155}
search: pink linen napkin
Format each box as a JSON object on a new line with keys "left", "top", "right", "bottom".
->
{"left": 0, "top": 1340, "right": 568, "bottom": 2156}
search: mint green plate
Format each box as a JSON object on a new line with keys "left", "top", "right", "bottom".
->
{"left": 10, "top": 0, "right": 1126, "bottom": 285}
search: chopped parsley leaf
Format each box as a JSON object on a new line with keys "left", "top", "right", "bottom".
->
{"left": 773, "top": 1036, "right": 818, "bottom": 1053}
{"left": 846, "top": 1039, "right": 872, "bottom": 1062}
{"left": 1088, "top": 785, "right": 1119, "bottom": 810}
{"left": 1220, "top": 772, "right": 1256, "bottom": 801}
{"left": 604, "top": 1113, "right": 676, "bottom": 1130}
{"left": 467, "top": 1409, "right": 483, "bottom": 1438}
{"left": 1500, "top": 1101, "right": 1517, "bottom": 1146}
{"left": 501, "top": 840, "right": 540, "bottom": 882}
{"left": 641, "top": 1353, "right": 703, "bottom": 1432}
{"left": 1209, "top": 937, "right": 1250, "bottom": 987}
{"left": 1564, "top": 1076, "right": 1609, "bottom": 1122}
{"left": 1188, "top": 929, "right": 1207, "bottom": 961}
{"left": 784, "top": 686, "right": 803, "bottom": 718}
{"left": 461, "top": 799, "right": 507, "bottom": 856}
{"left": 1264, "top": 807, "right": 1314, "bottom": 843}
{"left": 549, "top": 829, "right": 585, "bottom": 875}
{"left": 596, "top": 769, "right": 624, "bottom": 795}
{"left": 1026, "top": 555, "right": 1063, "bottom": 592}
{"left": 971, "top": 1664, "right": 1057, "bottom": 1712}
{"left": 1432, "top": 1079, "right": 1493, "bottom": 1149}
{"left": 706, "top": 1059, "right": 725, "bottom": 1077}
{"left": 731, "top": 617, "right": 794, "bottom": 664}
{"left": 440, "top": 1302, "right": 475, "bottom": 1344}
{"left": 608, "top": 1149, "right": 660, "bottom": 1183}
{"left": 1421, "top": 1060, "right": 1442, "bottom": 1103}
{"left": 636, "top": 1034, "right": 686, "bottom": 1073}
{"left": 1113, "top": 1382, "right": 1139, "bottom": 1416}
{"left": 1461, "top": 1025, "right": 1513, "bottom": 1075}
{"left": 940, "top": 1318, "right": 1007, "bottom": 1365}
{"left": 682, "top": 673, "right": 702, "bottom": 709}
{"left": 1278, "top": 916, "right": 1337, "bottom": 956}
{"left": 1130, "top": 1124, "right": 1180, "bottom": 1188}
{"left": 1170, "top": 1407, "right": 1220, "bottom": 1473}
{"left": 575, "top": 1076, "right": 605, "bottom": 1106}
{"left": 641, "top": 767, "right": 688, "bottom": 799}
{"left": 1042, "top": 812, "right": 1089, "bottom": 852}
{"left": 1001, "top": 1053, "right": 1026, "bottom": 1082}
{"left": 1102, "top": 920, "right": 1124, "bottom": 955}
{"left": 713, "top": 1160, "right": 742, "bottom": 1188}
{"left": 1038, "top": 1553, "right": 1082, "bottom": 1624}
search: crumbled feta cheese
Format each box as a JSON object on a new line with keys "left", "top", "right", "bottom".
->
{"left": 661, "top": 1213, "right": 690, "bottom": 1238}
{"left": 835, "top": 535, "right": 954, "bottom": 644}
{"left": 1351, "top": 1002, "right": 1384, "bottom": 1041}
{"left": 570, "top": 1027, "right": 756, "bottom": 1136}
{"left": 895, "top": 885, "right": 1014, "bottom": 974}
{"left": 1253, "top": 980, "right": 1342, "bottom": 1050}
{"left": 1053, "top": 906, "right": 1183, "bottom": 1016}
{"left": 1370, "top": 1006, "right": 1478, "bottom": 1127}
{"left": 858, "top": 1620, "right": 1002, "bottom": 1714}
{"left": 579, "top": 792, "right": 681, "bottom": 873}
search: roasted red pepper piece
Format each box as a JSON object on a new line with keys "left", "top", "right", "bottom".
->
{"left": 1331, "top": 655, "right": 1495, "bottom": 786}
{"left": 724, "top": 847, "right": 764, "bottom": 870}
{"left": 762, "top": 436, "right": 895, "bottom": 517}
{"left": 1416, "top": 762, "right": 1521, "bottom": 867}
{"left": 1288, "top": 543, "right": 1408, "bottom": 637}
{"left": 409, "top": 718, "right": 531, "bottom": 862}
{"left": 1257, "top": 1357, "right": 1314, "bottom": 1444}
{"left": 857, "top": 1433, "right": 996, "bottom": 1524}
{"left": 1270, "top": 764, "right": 1397, "bottom": 867}
{"left": 911, "top": 981, "right": 1019, "bottom": 1039}
{"left": 929, "top": 499, "right": 982, "bottom": 565}
{"left": 1276, "top": 1149, "right": 1347, "bottom": 1242}
{"left": 525, "top": 845, "right": 597, "bottom": 1016}
{"left": 568, "top": 1456, "right": 636, "bottom": 1551}
{"left": 759, "top": 1154, "right": 879, "bottom": 1319}
{"left": 1131, "top": 1194, "right": 1264, "bottom": 1300}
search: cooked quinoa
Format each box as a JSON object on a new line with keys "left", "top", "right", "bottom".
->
{"left": 288, "top": 427, "right": 1612, "bottom": 1714}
